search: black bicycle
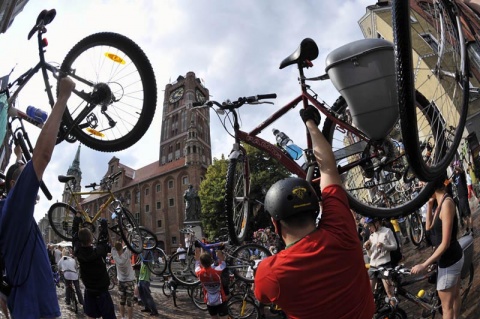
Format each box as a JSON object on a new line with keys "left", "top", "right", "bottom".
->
{"left": 1, "top": 8, "right": 157, "bottom": 152}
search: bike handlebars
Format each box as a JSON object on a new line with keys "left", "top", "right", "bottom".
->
{"left": 85, "top": 170, "right": 122, "bottom": 189}
{"left": 192, "top": 93, "right": 277, "bottom": 110}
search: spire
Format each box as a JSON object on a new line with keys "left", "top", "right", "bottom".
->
{"left": 67, "top": 144, "right": 82, "bottom": 183}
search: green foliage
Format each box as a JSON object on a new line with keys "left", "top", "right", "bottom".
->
{"left": 198, "top": 146, "right": 291, "bottom": 241}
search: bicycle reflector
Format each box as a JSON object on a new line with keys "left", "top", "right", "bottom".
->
{"left": 42, "top": 38, "right": 48, "bottom": 47}
{"left": 86, "top": 128, "right": 105, "bottom": 138}
{"left": 104, "top": 52, "right": 126, "bottom": 64}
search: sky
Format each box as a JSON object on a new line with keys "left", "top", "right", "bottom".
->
{"left": 0, "top": 0, "right": 374, "bottom": 222}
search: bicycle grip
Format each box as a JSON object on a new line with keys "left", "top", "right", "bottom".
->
{"left": 192, "top": 102, "right": 203, "bottom": 107}
{"left": 257, "top": 93, "right": 277, "bottom": 100}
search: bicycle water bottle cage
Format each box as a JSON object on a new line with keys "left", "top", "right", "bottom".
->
{"left": 279, "top": 38, "right": 319, "bottom": 69}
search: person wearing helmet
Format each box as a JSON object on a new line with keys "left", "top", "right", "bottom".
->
{"left": 254, "top": 105, "right": 374, "bottom": 319}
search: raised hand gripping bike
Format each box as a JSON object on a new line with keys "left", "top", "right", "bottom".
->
{"left": 168, "top": 227, "right": 271, "bottom": 287}
{"left": 1, "top": 8, "right": 157, "bottom": 152}
{"left": 193, "top": 0, "right": 471, "bottom": 244}
{"left": 47, "top": 171, "right": 145, "bottom": 254}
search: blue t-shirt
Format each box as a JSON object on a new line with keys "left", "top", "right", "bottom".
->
{"left": 0, "top": 161, "right": 60, "bottom": 318}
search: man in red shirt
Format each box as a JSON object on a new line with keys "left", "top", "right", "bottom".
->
{"left": 194, "top": 248, "right": 228, "bottom": 319}
{"left": 254, "top": 106, "right": 375, "bottom": 319}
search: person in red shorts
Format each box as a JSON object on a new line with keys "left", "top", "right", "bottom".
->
{"left": 254, "top": 105, "right": 375, "bottom": 319}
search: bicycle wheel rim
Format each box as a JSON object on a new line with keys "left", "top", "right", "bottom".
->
{"left": 168, "top": 252, "right": 199, "bottom": 286}
{"left": 146, "top": 247, "right": 168, "bottom": 276}
{"left": 227, "top": 295, "right": 259, "bottom": 319}
{"left": 118, "top": 208, "right": 143, "bottom": 254}
{"left": 230, "top": 244, "right": 272, "bottom": 283}
{"left": 48, "top": 202, "right": 77, "bottom": 241}
{"left": 409, "top": 212, "right": 424, "bottom": 246}
{"left": 60, "top": 32, "right": 157, "bottom": 152}
{"left": 322, "top": 94, "right": 436, "bottom": 218}
{"left": 191, "top": 284, "right": 207, "bottom": 311}
{"left": 139, "top": 226, "right": 158, "bottom": 250}
{"left": 393, "top": 0, "right": 469, "bottom": 181}
{"left": 225, "top": 156, "right": 250, "bottom": 245}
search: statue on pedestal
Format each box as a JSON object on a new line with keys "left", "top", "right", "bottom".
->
{"left": 184, "top": 185, "right": 201, "bottom": 221}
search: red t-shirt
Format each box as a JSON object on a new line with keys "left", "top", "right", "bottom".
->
{"left": 254, "top": 184, "right": 375, "bottom": 319}
{"left": 195, "top": 263, "right": 227, "bottom": 306}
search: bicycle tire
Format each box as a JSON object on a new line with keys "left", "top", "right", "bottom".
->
{"left": 107, "top": 265, "right": 117, "bottom": 290}
{"left": 59, "top": 32, "right": 157, "bottom": 152}
{"left": 139, "top": 226, "right": 158, "bottom": 250}
{"left": 117, "top": 207, "right": 144, "bottom": 254}
{"left": 168, "top": 252, "right": 199, "bottom": 286}
{"left": 227, "top": 294, "right": 260, "bottom": 319}
{"left": 146, "top": 247, "right": 168, "bottom": 276}
{"left": 47, "top": 202, "right": 77, "bottom": 241}
{"left": 374, "top": 306, "right": 407, "bottom": 319}
{"left": 461, "top": 262, "right": 474, "bottom": 310}
{"left": 162, "top": 281, "right": 172, "bottom": 297}
{"left": 392, "top": 0, "right": 469, "bottom": 181}
{"left": 190, "top": 283, "right": 207, "bottom": 311}
{"left": 225, "top": 155, "right": 250, "bottom": 245}
{"left": 229, "top": 243, "right": 272, "bottom": 283}
{"left": 322, "top": 95, "right": 436, "bottom": 218}
{"left": 408, "top": 211, "right": 425, "bottom": 246}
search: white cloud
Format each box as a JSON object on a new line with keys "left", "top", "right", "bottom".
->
{"left": 0, "top": 0, "right": 374, "bottom": 221}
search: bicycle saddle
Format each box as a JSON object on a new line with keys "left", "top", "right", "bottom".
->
{"left": 58, "top": 175, "right": 76, "bottom": 183}
{"left": 279, "top": 38, "right": 319, "bottom": 69}
{"left": 28, "top": 9, "right": 57, "bottom": 40}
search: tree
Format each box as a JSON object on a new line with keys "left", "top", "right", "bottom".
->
{"left": 198, "top": 145, "right": 291, "bottom": 241}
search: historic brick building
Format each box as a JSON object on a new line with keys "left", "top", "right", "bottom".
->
{"left": 44, "top": 71, "right": 211, "bottom": 253}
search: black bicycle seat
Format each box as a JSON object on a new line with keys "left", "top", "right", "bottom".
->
{"left": 28, "top": 9, "right": 56, "bottom": 40}
{"left": 279, "top": 38, "right": 319, "bottom": 69}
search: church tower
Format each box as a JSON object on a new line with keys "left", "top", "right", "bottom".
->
{"left": 62, "top": 144, "right": 82, "bottom": 203}
{"left": 159, "top": 72, "right": 211, "bottom": 185}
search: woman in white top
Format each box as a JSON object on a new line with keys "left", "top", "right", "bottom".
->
{"left": 57, "top": 248, "right": 84, "bottom": 306}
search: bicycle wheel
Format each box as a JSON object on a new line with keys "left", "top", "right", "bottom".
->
{"left": 229, "top": 244, "right": 272, "bottom": 283}
{"left": 117, "top": 208, "right": 143, "bottom": 254}
{"left": 139, "top": 226, "right": 158, "bottom": 250}
{"left": 190, "top": 283, "right": 207, "bottom": 311}
{"left": 322, "top": 95, "right": 436, "bottom": 218}
{"left": 460, "top": 262, "right": 474, "bottom": 310}
{"left": 375, "top": 306, "right": 407, "bottom": 319}
{"left": 408, "top": 211, "right": 425, "bottom": 246}
{"left": 146, "top": 247, "right": 168, "bottom": 276}
{"left": 392, "top": 0, "right": 469, "bottom": 181}
{"left": 47, "top": 202, "right": 77, "bottom": 241}
{"left": 162, "top": 281, "right": 172, "bottom": 297}
{"left": 228, "top": 295, "right": 260, "bottom": 319}
{"left": 107, "top": 265, "right": 117, "bottom": 290}
{"left": 225, "top": 155, "right": 250, "bottom": 245}
{"left": 59, "top": 32, "right": 157, "bottom": 152}
{"left": 168, "top": 252, "right": 199, "bottom": 286}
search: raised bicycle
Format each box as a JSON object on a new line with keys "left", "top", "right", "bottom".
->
{"left": 168, "top": 227, "right": 271, "bottom": 286}
{"left": 47, "top": 171, "right": 145, "bottom": 254}
{"left": 1, "top": 8, "right": 157, "bottom": 152}
{"left": 192, "top": 0, "right": 473, "bottom": 243}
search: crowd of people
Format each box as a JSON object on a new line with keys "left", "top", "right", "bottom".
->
{"left": 0, "top": 77, "right": 477, "bottom": 319}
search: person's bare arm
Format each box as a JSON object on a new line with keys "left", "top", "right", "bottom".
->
{"left": 304, "top": 117, "right": 342, "bottom": 190}
{"left": 32, "top": 77, "right": 75, "bottom": 181}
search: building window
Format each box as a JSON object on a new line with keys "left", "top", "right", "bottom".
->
{"left": 110, "top": 165, "right": 114, "bottom": 173}
{"left": 135, "top": 190, "right": 140, "bottom": 204}
{"left": 182, "top": 176, "right": 189, "bottom": 185}
{"left": 156, "top": 184, "right": 161, "bottom": 192}
{"left": 135, "top": 212, "right": 140, "bottom": 224}
{"left": 420, "top": 33, "right": 438, "bottom": 54}
{"left": 168, "top": 180, "right": 174, "bottom": 189}
{"left": 145, "top": 204, "right": 150, "bottom": 212}
{"left": 172, "top": 236, "right": 177, "bottom": 244}
{"left": 156, "top": 201, "right": 161, "bottom": 210}
{"left": 169, "top": 198, "right": 174, "bottom": 207}
{"left": 157, "top": 220, "right": 162, "bottom": 227}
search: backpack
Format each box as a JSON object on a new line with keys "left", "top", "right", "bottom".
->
{"left": 383, "top": 220, "right": 403, "bottom": 267}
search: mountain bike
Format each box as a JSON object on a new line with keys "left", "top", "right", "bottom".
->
{"left": 192, "top": 0, "right": 472, "bottom": 243}
{"left": 1, "top": 8, "right": 157, "bottom": 152}
{"left": 227, "top": 282, "right": 261, "bottom": 319}
{"left": 168, "top": 227, "right": 271, "bottom": 286}
{"left": 47, "top": 171, "right": 144, "bottom": 254}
